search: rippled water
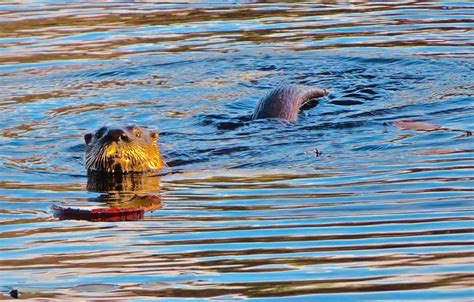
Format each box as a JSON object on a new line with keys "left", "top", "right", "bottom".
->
{"left": 1, "top": 1, "right": 473, "bottom": 300}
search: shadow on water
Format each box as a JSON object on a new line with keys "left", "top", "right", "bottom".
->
{"left": 0, "top": 0, "right": 473, "bottom": 300}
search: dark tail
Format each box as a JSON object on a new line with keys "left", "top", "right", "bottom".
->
{"left": 252, "top": 85, "right": 329, "bottom": 122}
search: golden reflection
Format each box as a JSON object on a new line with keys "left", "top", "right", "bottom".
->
{"left": 1, "top": 91, "right": 72, "bottom": 107}
{"left": 86, "top": 172, "right": 161, "bottom": 194}
{"left": 0, "top": 181, "right": 84, "bottom": 192}
{"left": 53, "top": 173, "right": 163, "bottom": 221}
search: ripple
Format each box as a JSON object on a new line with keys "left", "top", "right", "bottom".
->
{"left": 1, "top": 1, "right": 474, "bottom": 300}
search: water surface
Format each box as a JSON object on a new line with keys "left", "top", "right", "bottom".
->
{"left": 0, "top": 1, "right": 473, "bottom": 300}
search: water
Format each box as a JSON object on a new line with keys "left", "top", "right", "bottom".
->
{"left": 1, "top": 1, "right": 473, "bottom": 300}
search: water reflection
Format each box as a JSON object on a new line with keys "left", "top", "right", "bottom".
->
{"left": 1, "top": 1, "right": 473, "bottom": 65}
{"left": 53, "top": 172, "right": 163, "bottom": 221}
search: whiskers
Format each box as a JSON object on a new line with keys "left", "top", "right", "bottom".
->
{"left": 86, "top": 144, "right": 109, "bottom": 172}
{"left": 86, "top": 141, "right": 163, "bottom": 173}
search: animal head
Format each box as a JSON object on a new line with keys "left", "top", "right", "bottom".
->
{"left": 84, "top": 125, "right": 163, "bottom": 173}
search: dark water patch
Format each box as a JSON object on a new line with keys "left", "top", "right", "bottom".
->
{"left": 330, "top": 99, "right": 365, "bottom": 106}
{"left": 299, "top": 120, "right": 368, "bottom": 131}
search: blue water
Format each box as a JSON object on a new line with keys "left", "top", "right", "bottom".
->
{"left": 0, "top": 1, "right": 473, "bottom": 300}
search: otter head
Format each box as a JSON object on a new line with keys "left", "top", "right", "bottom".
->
{"left": 84, "top": 126, "right": 164, "bottom": 174}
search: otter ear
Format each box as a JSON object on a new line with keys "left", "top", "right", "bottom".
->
{"left": 149, "top": 131, "right": 159, "bottom": 141}
{"left": 84, "top": 133, "right": 93, "bottom": 145}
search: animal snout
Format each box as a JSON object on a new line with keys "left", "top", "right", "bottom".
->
{"left": 106, "top": 129, "right": 129, "bottom": 142}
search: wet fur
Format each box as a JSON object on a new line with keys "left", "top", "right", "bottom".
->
{"left": 85, "top": 126, "right": 163, "bottom": 173}
{"left": 252, "top": 85, "right": 329, "bottom": 122}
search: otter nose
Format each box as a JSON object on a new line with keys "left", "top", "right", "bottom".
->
{"left": 106, "top": 129, "right": 129, "bottom": 142}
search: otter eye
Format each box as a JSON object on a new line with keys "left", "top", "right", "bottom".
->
{"left": 133, "top": 127, "right": 142, "bottom": 138}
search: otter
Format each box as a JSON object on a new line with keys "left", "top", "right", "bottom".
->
{"left": 84, "top": 125, "right": 164, "bottom": 173}
{"left": 252, "top": 85, "right": 328, "bottom": 121}
{"left": 85, "top": 84, "right": 328, "bottom": 174}
{"left": 55, "top": 127, "right": 164, "bottom": 221}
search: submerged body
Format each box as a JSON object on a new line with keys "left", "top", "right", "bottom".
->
{"left": 85, "top": 84, "right": 328, "bottom": 174}
{"left": 252, "top": 85, "right": 328, "bottom": 121}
